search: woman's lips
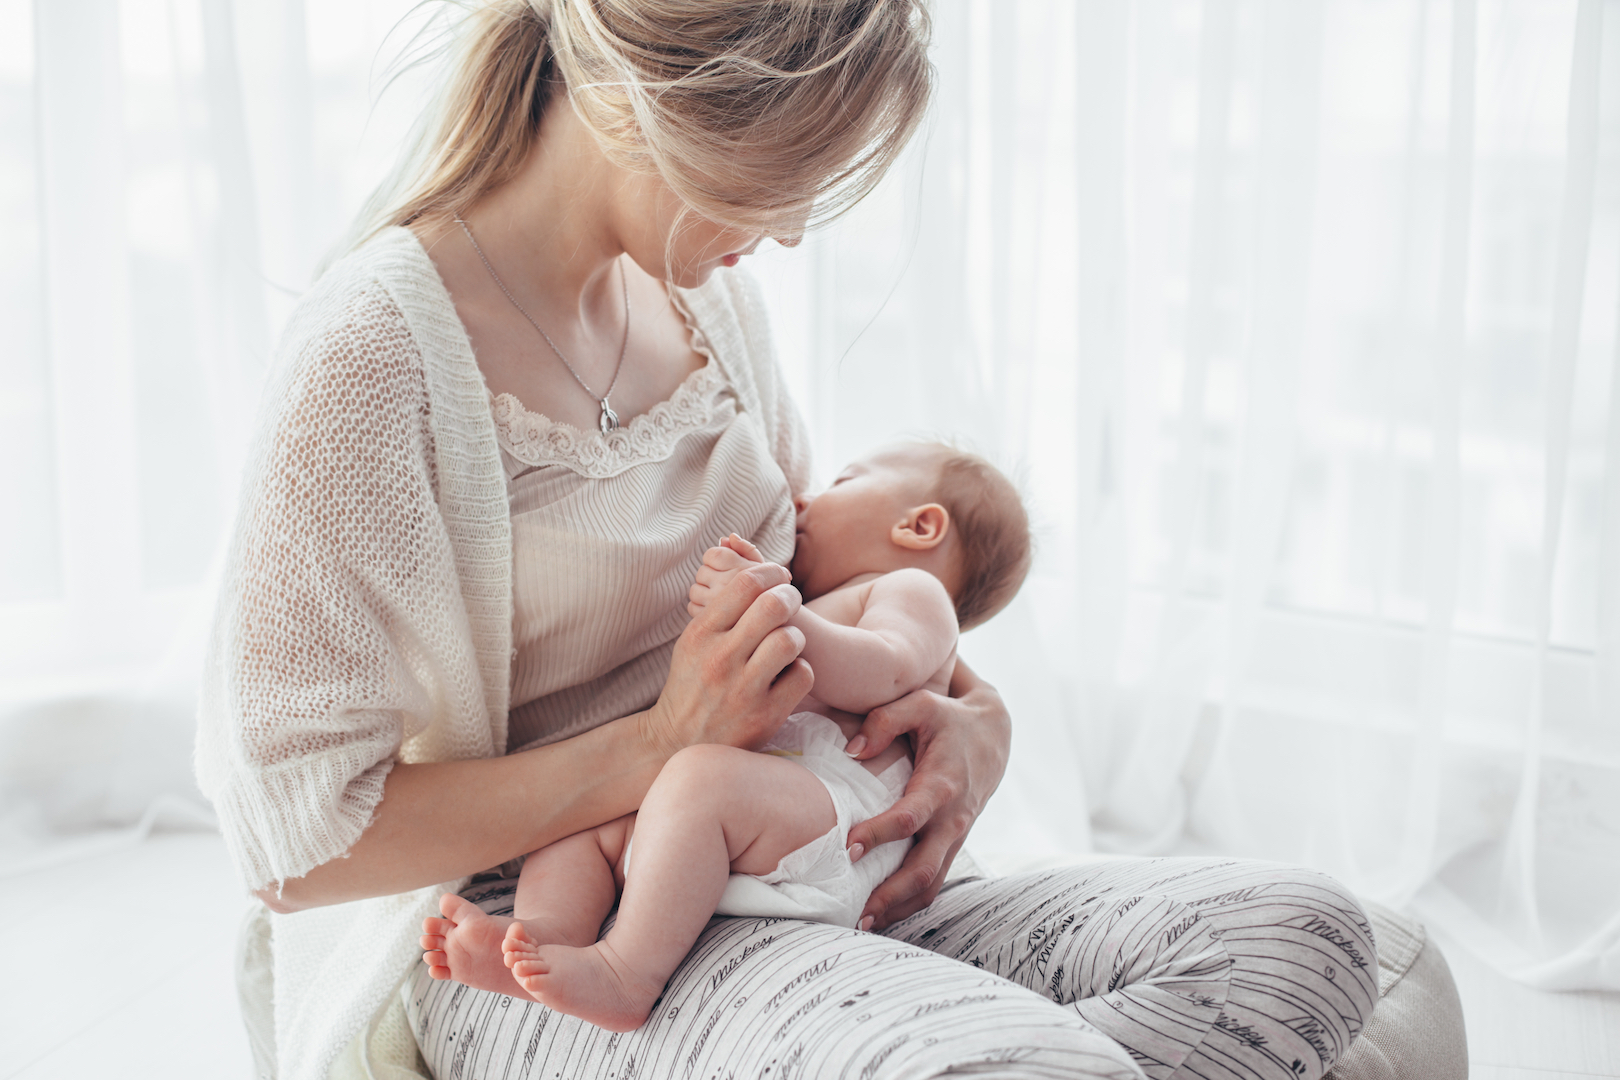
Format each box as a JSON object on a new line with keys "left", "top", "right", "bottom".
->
{"left": 721, "top": 253, "right": 742, "bottom": 267}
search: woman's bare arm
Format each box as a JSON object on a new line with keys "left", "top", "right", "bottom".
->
{"left": 262, "top": 562, "right": 813, "bottom": 912}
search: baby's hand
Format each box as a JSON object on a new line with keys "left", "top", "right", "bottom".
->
{"left": 720, "top": 533, "right": 765, "bottom": 563}
{"left": 688, "top": 534, "right": 772, "bottom": 617}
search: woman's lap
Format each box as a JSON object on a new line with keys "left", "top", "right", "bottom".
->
{"left": 406, "top": 859, "right": 1376, "bottom": 1080}
{"left": 407, "top": 873, "right": 1136, "bottom": 1080}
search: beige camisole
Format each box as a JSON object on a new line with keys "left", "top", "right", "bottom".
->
{"left": 493, "top": 304, "right": 799, "bottom": 752}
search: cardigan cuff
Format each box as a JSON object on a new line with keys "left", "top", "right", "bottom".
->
{"left": 213, "top": 754, "right": 396, "bottom": 893}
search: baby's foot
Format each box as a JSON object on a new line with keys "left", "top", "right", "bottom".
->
{"left": 420, "top": 894, "right": 521, "bottom": 996}
{"left": 503, "top": 926, "right": 664, "bottom": 1032}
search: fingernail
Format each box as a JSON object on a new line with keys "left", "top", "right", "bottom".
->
{"left": 848, "top": 842, "right": 866, "bottom": 862}
{"left": 844, "top": 735, "right": 867, "bottom": 758}
{"left": 858, "top": 915, "right": 875, "bottom": 932}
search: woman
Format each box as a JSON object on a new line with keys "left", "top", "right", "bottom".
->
{"left": 198, "top": 2, "right": 1378, "bottom": 1079}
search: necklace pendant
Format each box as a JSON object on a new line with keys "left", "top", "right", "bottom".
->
{"left": 599, "top": 399, "right": 620, "bottom": 434}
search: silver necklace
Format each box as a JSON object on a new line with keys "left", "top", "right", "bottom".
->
{"left": 455, "top": 216, "right": 630, "bottom": 434}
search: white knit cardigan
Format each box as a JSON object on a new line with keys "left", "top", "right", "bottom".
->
{"left": 195, "top": 227, "right": 809, "bottom": 1080}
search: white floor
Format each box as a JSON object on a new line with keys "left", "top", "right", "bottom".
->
{"left": 1, "top": 830, "right": 1614, "bottom": 1079}
{"left": 1431, "top": 925, "right": 1620, "bottom": 1080}
{"left": 3, "top": 831, "right": 253, "bottom": 1079}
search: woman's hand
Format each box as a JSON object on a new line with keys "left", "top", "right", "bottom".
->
{"left": 843, "top": 659, "right": 1011, "bottom": 930}
{"left": 647, "top": 559, "right": 814, "bottom": 755}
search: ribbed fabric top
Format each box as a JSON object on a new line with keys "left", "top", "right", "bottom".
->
{"left": 496, "top": 306, "right": 797, "bottom": 752}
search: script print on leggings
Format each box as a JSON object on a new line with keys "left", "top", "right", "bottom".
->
{"left": 406, "top": 873, "right": 1142, "bottom": 1080}
{"left": 407, "top": 858, "right": 1377, "bottom": 1080}
{"left": 882, "top": 860, "right": 1379, "bottom": 1080}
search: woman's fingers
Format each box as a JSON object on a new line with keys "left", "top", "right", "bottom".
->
{"left": 845, "top": 672, "right": 1013, "bottom": 928}
{"left": 695, "top": 562, "right": 791, "bottom": 633}
{"left": 766, "top": 656, "right": 815, "bottom": 716}
{"left": 846, "top": 768, "right": 954, "bottom": 857}
{"left": 735, "top": 581, "right": 802, "bottom": 642}
{"left": 848, "top": 689, "right": 931, "bottom": 760}
{"left": 743, "top": 623, "right": 806, "bottom": 682}
{"left": 861, "top": 826, "right": 966, "bottom": 930}
{"left": 652, "top": 562, "right": 808, "bottom": 752}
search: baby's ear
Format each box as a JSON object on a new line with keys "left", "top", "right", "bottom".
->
{"left": 891, "top": 503, "right": 951, "bottom": 551}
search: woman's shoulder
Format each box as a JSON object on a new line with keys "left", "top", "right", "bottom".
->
{"left": 287, "top": 228, "right": 455, "bottom": 354}
{"left": 272, "top": 227, "right": 476, "bottom": 404}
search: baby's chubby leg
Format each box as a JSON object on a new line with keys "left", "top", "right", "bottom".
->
{"left": 510, "top": 816, "right": 633, "bottom": 948}
{"left": 421, "top": 815, "right": 633, "bottom": 998}
{"left": 505, "top": 745, "right": 836, "bottom": 1031}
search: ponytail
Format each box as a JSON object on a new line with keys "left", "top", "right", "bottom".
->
{"left": 340, "top": 0, "right": 556, "bottom": 256}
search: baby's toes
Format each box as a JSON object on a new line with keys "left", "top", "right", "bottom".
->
{"left": 510, "top": 957, "right": 550, "bottom": 980}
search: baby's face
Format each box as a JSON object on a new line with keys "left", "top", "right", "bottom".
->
{"left": 789, "top": 446, "right": 943, "bottom": 600}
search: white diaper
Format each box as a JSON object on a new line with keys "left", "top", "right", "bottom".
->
{"left": 625, "top": 712, "right": 912, "bottom": 929}
{"left": 717, "top": 711, "right": 913, "bottom": 927}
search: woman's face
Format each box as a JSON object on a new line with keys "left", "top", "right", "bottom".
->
{"left": 613, "top": 171, "right": 798, "bottom": 287}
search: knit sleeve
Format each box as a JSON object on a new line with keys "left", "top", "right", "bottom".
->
{"left": 197, "top": 277, "right": 492, "bottom": 892}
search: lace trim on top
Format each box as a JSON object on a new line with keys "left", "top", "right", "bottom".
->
{"left": 490, "top": 294, "right": 729, "bottom": 479}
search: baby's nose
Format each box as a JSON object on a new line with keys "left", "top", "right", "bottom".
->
{"left": 792, "top": 493, "right": 811, "bottom": 516}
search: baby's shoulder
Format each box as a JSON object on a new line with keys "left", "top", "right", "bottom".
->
{"left": 867, "top": 568, "right": 957, "bottom": 623}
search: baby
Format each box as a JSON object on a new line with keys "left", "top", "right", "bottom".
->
{"left": 420, "top": 441, "right": 1031, "bottom": 1032}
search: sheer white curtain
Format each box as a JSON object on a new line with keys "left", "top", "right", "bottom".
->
{"left": 753, "top": 0, "right": 1620, "bottom": 990}
{"left": 2, "top": 0, "right": 1616, "bottom": 990}
{"left": 0, "top": 0, "right": 435, "bottom": 866}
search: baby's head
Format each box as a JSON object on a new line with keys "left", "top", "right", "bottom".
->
{"left": 790, "top": 443, "right": 1031, "bottom": 630}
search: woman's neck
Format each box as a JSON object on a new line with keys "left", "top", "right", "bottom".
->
{"left": 449, "top": 98, "right": 639, "bottom": 327}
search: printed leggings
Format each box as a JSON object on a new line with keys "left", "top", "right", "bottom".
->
{"left": 406, "top": 857, "right": 1378, "bottom": 1080}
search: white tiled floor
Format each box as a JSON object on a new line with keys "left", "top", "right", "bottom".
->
{"left": 2, "top": 831, "right": 1615, "bottom": 1079}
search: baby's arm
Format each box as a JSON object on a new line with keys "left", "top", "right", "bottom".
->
{"left": 687, "top": 537, "right": 957, "bottom": 713}
{"left": 791, "top": 569, "right": 958, "bottom": 715}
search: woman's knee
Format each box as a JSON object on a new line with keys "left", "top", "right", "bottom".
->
{"left": 895, "top": 861, "right": 1379, "bottom": 1079}
{"left": 1170, "top": 861, "right": 1380, "bottom": 1076}
{"left": 1205, "top": 863, "right": 1377, "bottom": 984}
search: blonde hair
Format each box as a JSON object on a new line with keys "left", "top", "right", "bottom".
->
{"left": 927, "top": 447, "right": 1032, "bottom": 631}
{"left": 347, "top": 0, "right": 933, "bottom": 252}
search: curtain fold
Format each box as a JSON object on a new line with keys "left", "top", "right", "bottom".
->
{"left": 2, "top": 0, "right": 1616, "bottom": 990}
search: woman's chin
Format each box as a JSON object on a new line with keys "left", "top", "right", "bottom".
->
{"left": 670, "top": 262, "right": 725, "bottom": 288}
